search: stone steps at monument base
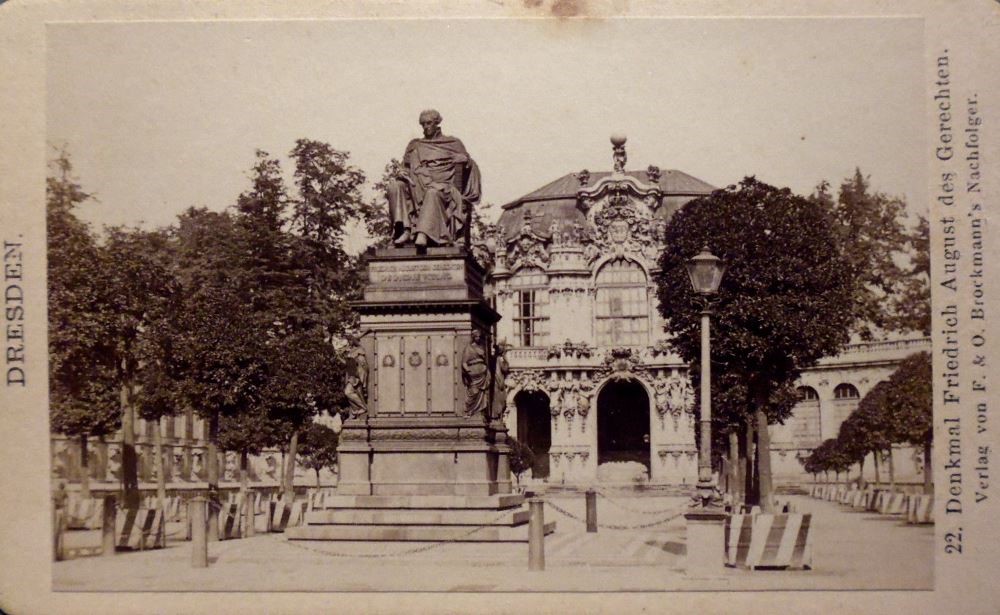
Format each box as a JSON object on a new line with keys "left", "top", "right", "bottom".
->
{"left": 529, "top": 483, "right": 695, "bottom": 497}
{"left": 285, "top": 521, "right": 556, "bottom": 542}
{"left": 305, "top": 508, "right": 530, "bottom": 526}
{"left": 313, "top": 494, "right": 525, "bottom": 509}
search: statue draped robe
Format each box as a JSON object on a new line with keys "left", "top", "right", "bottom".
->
{"left": 461, "top": 337, "right": 489, "bottom": 417}
{"left": 388, "top": 135, "right": 482, "bottom": 245}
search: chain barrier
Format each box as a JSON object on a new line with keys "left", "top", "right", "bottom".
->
{"left": 593, "top": 489, "right": 685, "bottom": 516}
{"left": 265, "top": 510, "right": 513, "bottom": 559}
{"left": 545, "top": 499, "right": 684, "bottom": 530}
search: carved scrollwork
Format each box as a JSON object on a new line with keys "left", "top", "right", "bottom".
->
{"left": 505, "top": 210, "right": 550, "bottom": 272}
{"left": 595, "top": 347, "right": 647, "bottom": 383}
{"left": 508, "top": 369, "right": 549, "bottom": 395}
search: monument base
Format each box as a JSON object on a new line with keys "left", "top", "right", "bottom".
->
{"left": 288, "top": 247, "right": 553, "bottom": 542}
{"left": 285, "top": 493, "right": 556, "bottom": 542}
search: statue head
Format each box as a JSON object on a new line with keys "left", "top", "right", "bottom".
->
{"left": 419, "top": 109, "right": 443, "bottom": 138}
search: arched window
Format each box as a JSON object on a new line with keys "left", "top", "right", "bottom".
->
{"left": 834, "top": 383, "right": 860, "bottom": 399}
{"left": 595, "top": 258, "right": 649, "bottom": 346}
{"left": 510, "top": 268, "right": 548, "bottom": 347}
{"left": 797, "top": 386, "right": 819, "bottom": 401}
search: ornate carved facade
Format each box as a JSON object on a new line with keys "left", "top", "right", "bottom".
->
{"left": 486, "top": 136, "right": 930, "bottom": 487}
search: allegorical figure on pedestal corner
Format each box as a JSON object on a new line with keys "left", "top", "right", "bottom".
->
{"left": 385, "top": 109, "right": 481, "bottom": 247}
{"left": 342, "top": 338, "right": 369, "bottom": 419}
{"left": 490, "top": 340, "right": 510, "bottom": 422}
{"left": 461, "top": 329, "right": 489, "bottom": 417}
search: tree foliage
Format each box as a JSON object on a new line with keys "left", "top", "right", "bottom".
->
{"left": 803, "top": 352, "right": 931, "bottom": 483}
{"left": 298, "top": 422, "right": 340, "bottom": 483}
{"left": 882, "top": 352, "right": 932, "bottom": 447}
{"left": 810, "top": 170, "right": 929, "bottom": 339}
{"left": 507, "top": 438, "right": 535, "bottom": 485}
{"left": 656, "top": 177, "right": 855, "bottom": 422}
{"left": 47, "top": 150, "right": 120, "bottom": 440}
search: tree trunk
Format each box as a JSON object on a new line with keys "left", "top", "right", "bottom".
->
{"left": 743, "top": 419, "right": 756, "bottom": 507}
{"left": 923, "top": 438, "right": 933, "bottom": 495}
{"left": 755, "top": 409, "right": 775, "bottom": 513}
{"left": 857, "top": 456, "right": 865, "bottom": 489}
{"left": 206, "top": 411, "right": 220, "bottom": 542}
{"left": 283, "top": 430, "right": 299, "bottom": 502}
{"left": 79, "top": 435, "right": 91, "bottom": 499}
{"left": 888, "top": 447, "right": 896, "bottom": 490}
{"left": 728, "top": 430, "right": 740, "bottom": 505}
{"left": 315, "top": 468, "right": 321, "bottom": 488}
{"left": 873, "top": 451, "right": 881, "bottom": 486}
{"left": 121, "top": 380, "right": 140, "bottom": 509}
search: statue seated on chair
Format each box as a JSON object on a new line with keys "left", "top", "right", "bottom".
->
{"left": 386, "top": 109, "right": 481, "bottom": 248}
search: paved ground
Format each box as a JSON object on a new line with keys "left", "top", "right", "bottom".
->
{"left": 53, "top": 494, "right": 932, "bottom": 592}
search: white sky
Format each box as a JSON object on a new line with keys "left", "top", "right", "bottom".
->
{"left": 48, "top": 18, "right": 926, "bottom": 250}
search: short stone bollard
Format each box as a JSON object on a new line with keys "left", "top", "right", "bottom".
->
{"left": 585, "top": 489, "right": 597, "bottom": 533}
{"left": 101, "top": 494, "right": 117, "bottom": 556}
{"left": 191, "top": 497, "right": 208, "bottom": 568}
{"left": 528, "top": 497, "right": 545, "bottom": 571}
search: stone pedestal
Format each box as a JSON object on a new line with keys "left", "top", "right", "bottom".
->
{"left": 684, "top": 508, "right": 728, "bottom": 576}
{"left": 288, "top": 247, "right": 553, "bottom": 542}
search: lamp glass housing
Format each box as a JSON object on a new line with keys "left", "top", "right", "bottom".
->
{"left": 685, "top": 247, "right": 726, "bottom": 295}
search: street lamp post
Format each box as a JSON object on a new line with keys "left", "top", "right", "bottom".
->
{"left": 684, "top": 246, "right": 726, "bottom": 507}
{"left": 683, "top": 246, "right": 728, "bottom": 576}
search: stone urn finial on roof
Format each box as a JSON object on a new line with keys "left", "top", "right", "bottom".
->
{"left": 610, "top": 133, "right": 627, "bottom": 174}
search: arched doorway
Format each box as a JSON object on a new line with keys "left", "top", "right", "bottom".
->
{"left": 515, "top": 390, "right": 551, "bottom": 478}
{"left": 597, "top": 379, "right": 651, "bottom": 471}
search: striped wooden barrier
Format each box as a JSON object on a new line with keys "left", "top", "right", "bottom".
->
{"left": 879, "top": 492, "right": 908, "bottom": 515}
{"left": 725, "top": 513, "right": 813, "bottom": 570}
{"left": 218, "top": 502, "right": 243, "bottom": 539}
{"left": 307, "top": 488, "right": 337, "bottom": 511}
{"left": 907, "top": 495, "right": 934, "bottom": 524}
{"left": 66, "top": 496, "right": 103, "bottom": 530}
{"left": 840, "top": 488, "right": 856, "bottom": 505}
{"left": 850, "top": 489, "right": 866, "bottom": 509}
{"left": 867, "top": 489, "right": 885, "bottom": 512}
{"left": 166, "top": 496, "right": 184, "bottom": 521}
{"left": 269, "top": 498, "right": 307, "bottom": 532}
{"left": 115, "top": 508, "right": 165, "bottom": 550}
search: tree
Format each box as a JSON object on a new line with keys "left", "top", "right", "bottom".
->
{"left": 656, "top": 177, "right": 855, "bottom": 511}
{"left": 889, "top": 215, "right": 931, "bottom": 335}
{"left": 239, "top": 143, "right": 364, "bottom": 501}
{"left": 810, "top": 170, "right": 929, "bottom": 339}
{"left": 298, "top": 422, "right": 340, "bottom": 487}
{"left": 836, "top": 411, "right": 872, "bottom": 487}
{"left": 849, "top": 380, "right": 895, "bottom": 486}
{"left": 883, "top": 352, "right": 933, "bottom": 493}
{"left": 168, "top": 207, "right": 264, "bottom": 537}
{"left": 507, "top": 438, "right": 535, "bottom": 489}
{"left": 47, "top": 150, "right": 121, "bottom": 500}
{"left": 105, "top": 226, "right": 178, "bottom": 512}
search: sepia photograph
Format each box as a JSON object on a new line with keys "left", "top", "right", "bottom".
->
{"left": 39, "top": 16, "right": 937, "bottom": 594}
{"left": 2, "top": 2, "right": 995, "bottom": 611}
